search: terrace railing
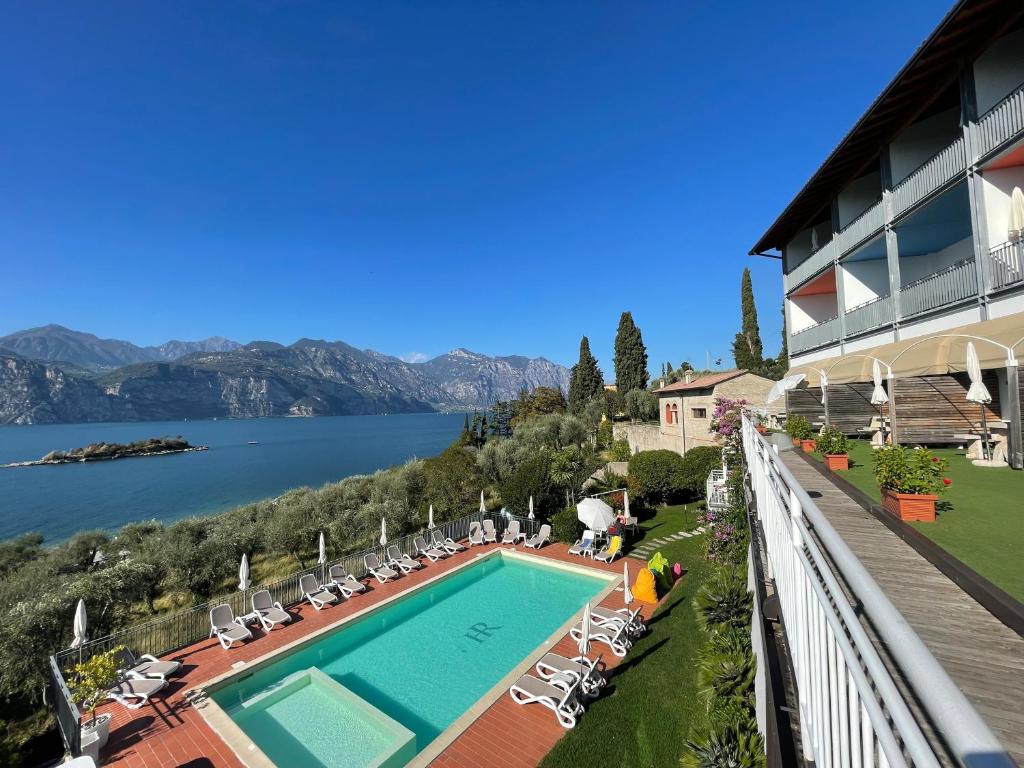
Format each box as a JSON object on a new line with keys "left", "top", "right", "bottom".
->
{"left": 789, "top": 315, "right": 840, "bottom": 355}
{"left": 843, "top": 294, "right": 893, "bottom": 337}
{"left": 899, "top": 257, "right": 978, "bottom": 318}
{"left": 741, "top": 414, "right": 1013, "bottom": 766}
{"left": 706, "top": 469, "right": 730, "bottom": 511}
{"left": 834, "top": 199, "right": 885, "bottom": 258}
{"left": 988, "top": 240, "right": 1024, "bottom": 292}
{"left": 47, "top": 655, "right": 80, "bottom": 757}
{"left": 786, "top": 238, "right": 837, "bottom": 294}
{"left": 891, "top": 136, "right": 967, "bottom": 218}
{"left": 976, "top": 82, "right": 1024, "bottom": 161}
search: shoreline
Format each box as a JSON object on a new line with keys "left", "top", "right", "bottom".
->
{"left": 1, "top": 445, "right": 208, "bottom": 468}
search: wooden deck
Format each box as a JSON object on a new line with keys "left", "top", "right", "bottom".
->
{"left": 94, "top": 542, "right": 661, "bottom": 768}
{"left": 779, "top": 452, "right": 1024, "bottom": 763}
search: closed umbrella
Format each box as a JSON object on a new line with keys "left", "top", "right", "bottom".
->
{"left": 577, "top": 602, "right": 592, "bottom": 689}
{"left": 966, "top": 342, "right": 993, "bottom": 460}
{"left": 622, "top": 561, "right": 633, "bottom": 608}
{"left": 576, "top": 497, "right": 616, "bottom": 532}
{"left": 428, "top": 504, "right": 435, "bottom": 530}
{"left": 379, "top": 518, "right": 388, "bottom": 547}
{"left": 479, "top": 491, "right": 486, "bottom": 513}
{"left": 871, "top": 359, "right": 889, "bottom": 442}
{"left": 1009, "top": 186, "right": 1024, "bottom": 242}
{"left": 318, "top": 532, "right": 326, "bottom": 565}
{"left": 238, "top": 554, "right": 250, "bottom": 592}
{"left": 71, "top": 599, "right": 87, "bottom": 649}
{"left": 624, "top": 491, "right": 630, "bottom": 519}
{"left": 528, "top": 495, "right": 535, "bottom": 520}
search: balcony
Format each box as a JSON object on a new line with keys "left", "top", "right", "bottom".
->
{"left": 976, "top": 82, "right": 1024, "bottom": 161}
{"left": 786, "top": 238, "right": 836, "bottom": 292}
{"left": 706, "top": 469, "right": 730, "bottom": 511}
{"left": 789, "top": 315, "right": 840, "bottom": 354}
{"left": 892, "top": 137, "right": 967, "bottom": 217}
{"left": 833, "top": 199, "right": 884, "bottom": 257}
{"left": 844, "top": 294, "right": 894, "bottom": 337}
{"left": 899, "top": 257, "right": 978, "bottom": 318}
{"left": 989, "top": 240, "right": 1024, "bottom": 291}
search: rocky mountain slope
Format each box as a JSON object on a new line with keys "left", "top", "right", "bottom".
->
{"left": 0, "top": 328, "right": 569, "bottom": 425}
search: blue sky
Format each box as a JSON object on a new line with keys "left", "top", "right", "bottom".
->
{"left": 1, "top": 1, "right": 948, "bottom": 374}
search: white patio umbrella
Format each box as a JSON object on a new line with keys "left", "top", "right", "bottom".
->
{"left": 624, "top": 491, "right": 630, "bottom": 519}
{"left": 479, "top": 491, "right": 486, "bottom": 513}
{"left": 70, "top": 599, "right": 87, "bottom": 649}
{"left": 622, "top": 561, "right": 634, "bottom": 608}
{"left": 966, "top": 342, "right": 993, "bottom": 460}
{"left": 1009, "top": 186, "right": 1024, "bottom": 242}
{"left": 766, "top": 373, "right": 805, "bottom": 404}
{"left": 379, "top": 518, "right": 388, "bottom": 547}
{"left": 318, "top": 531, "right": 326, "bottom": 565}
{"left": 871, "top": 359, "right": 891, "bottom": 444}
{"left": 428, "top": 504, "right": 435, "bottom": 530}
{"left": 576, "top": 497, "right": 616, "bottom": 532}
{"left": 577, "top": 602, "right": 592, "bottom": 687}
{"left": 528, "top": 495, "right": 535, "bottom": 520}
{"left": 238, "top": 553, "right": 250, "bottom": 592}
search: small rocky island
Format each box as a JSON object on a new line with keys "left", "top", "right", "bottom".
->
{"left": 2, "top": 436, "right": 207, "bottom": 468}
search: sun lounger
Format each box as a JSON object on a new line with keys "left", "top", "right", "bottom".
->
{"left": 365, "top": 552, "right": 401, "bottom": 583}
{"left": 501, "top": 519, "right": 524, "bottom": 544}
{"left": 481, "top": 519, "right": 498, "bottom": 544}
{"left": 508, "top": 673, "right": 584, "bottom": 729}
{"left": 432, "top": 529, "right": 465, "bottom": 554}
{"left": 328, "top": 564, "right": 368, "bottom": 596}
{"left": 568, "top": 530, "right": 596, "bottom": 557}
{"left": 111, "top": 648, "right": 181, "bottom": 680}
{"left": 414, "top": 535, "right": 448, "bottom": 562}
{"left": 592, "top": 606, "right": 646, "bottom": 636}
{"left": 252, "top": 589, "right": 293, "bottom": 630}
{"left": 107, "top": 673, "right": 168, "bottom": 709}
{"left": 570, "top": 616, "right": 632, "bottom": 657}
{"left": 468, "top": 521, "right": 485, "bottom": 546}
{"left": 300, "top": 573, "right": 338, "bottom": 610}
{"left": 524, "top": 524, "right": 551, "bottom": 549}
{"left": 386, "top": 544, "right": 424, "bottom": 574}
{"left": 535, "top": 653, "right": 606, "bottom": 695}
{"left": 209, "top": 604, "right": 253, "bottom": 650}
{"left": 593, "top": 535, "right": 623, "bottom": 563}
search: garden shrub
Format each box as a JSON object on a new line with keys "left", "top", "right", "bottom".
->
{"left": 608, "top": 438, "right": 632, "bottom": 462}
{"left": 785, "top": 414, "right": 812, "bottom": 441}
{"left": 679, "top": 446, "right": 723, "bottom": 499}
{"left": 628, "top": 449, "right": 687, "bottom": 506}
{"left": 816, "top": 425, "right": 849, "bottom": 455}
{"left": 550, "top": 505, "right": 584, "bottom": 544}
{"left": 694, "top": 572, "right": 751, "bottom": 633}
{"left": 873, "top": 445, "right": 950, "bottom": 495}
{"left": 596, "top": 418, "right": 613, "bottom": 449}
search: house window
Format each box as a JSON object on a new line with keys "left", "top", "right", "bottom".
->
{"left": 665, "top": 403, "right": 674, "bottom": 424}
{"left": 691, "top": 408, "right": 707, "bottom": 419}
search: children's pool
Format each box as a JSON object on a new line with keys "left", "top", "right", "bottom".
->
{"left": 209, "top": 550, "right": 612, "bottom": 768}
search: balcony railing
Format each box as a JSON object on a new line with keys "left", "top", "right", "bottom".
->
{"left": 891, "top": 136, "right": 967, "bottom": 217}
{"left": 786, "top": 238, "right": 836, "bottom": 293}
{"left": 789, "top": 315, "right": 840, "bottom": 354}
{"left": 706, "top": 468, "right": 729, "bottom": 511}
{"left": 834, "top": 199, "right": 884, "bottom": 257}
{"left": 976, "top": 82, "right": 1024, "bottom": 161}
{"left": 899, "top": 257, "right": 978, "bottom": 318}
{"left": 989, "top": 240, "right": 1024, "bottom": 291}
{"left": 843, "top": 294, "right": 893, "bottom": 336}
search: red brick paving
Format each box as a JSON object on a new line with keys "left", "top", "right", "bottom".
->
{"left": 94, "top": 542, "right": 664, "bottom": 768}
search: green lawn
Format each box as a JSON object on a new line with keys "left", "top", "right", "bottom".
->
{"left": 634, "top": 502, "right": 704, "bottom": 542}
{"left": 541, "top": 506, "right": 714, "bottom": 768}
{"left": 811, "top": 439, "right": 1024, "bottom": 601}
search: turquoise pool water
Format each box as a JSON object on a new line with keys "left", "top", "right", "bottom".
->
{"left": 212, "top": 552, "right": 610, "bottom": 767}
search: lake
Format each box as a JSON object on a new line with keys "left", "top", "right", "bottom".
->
{"left": 0, "top": 413, "right": 464, "bottom": 542}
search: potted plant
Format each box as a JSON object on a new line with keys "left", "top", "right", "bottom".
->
{"left": 785, "top": 415, "right": 812, "bottom": 448}
{"left": 754, "top": 412, "right": 769, "bottom": 435}
{"left": 873, "top": 446, "right": 950, "bottom": 522}
{"left": 70, "top": 646, "right": 123, "bottom": 749}
{"left": 816, "top": 425, "right": 849, "bottom": 471}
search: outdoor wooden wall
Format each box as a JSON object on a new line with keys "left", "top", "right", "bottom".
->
{"left": 786, "top": 371, "right": 1003, "bottom": 443}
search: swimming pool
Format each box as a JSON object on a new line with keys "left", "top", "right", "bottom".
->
{"left": 204, "top": 550, "right": 614, "bottom": 768}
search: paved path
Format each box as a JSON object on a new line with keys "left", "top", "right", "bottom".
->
{"left": 631, "top": 524, "right": 708, "bottom": 559}
{"left": 780, "top": 451, "right": 1024, "bottom": 764}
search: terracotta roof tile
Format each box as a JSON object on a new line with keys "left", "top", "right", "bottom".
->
{"left": 654, "top": 369, "right": 747, "bottom": 393}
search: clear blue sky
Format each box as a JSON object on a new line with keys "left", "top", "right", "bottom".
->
{"left": 1, "top": 1, "right": 949, "bottom": 374}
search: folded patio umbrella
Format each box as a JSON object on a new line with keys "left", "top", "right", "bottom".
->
{"left": 480, "top": 491, "right": 486, "bottom": 513}
{"left": 1009, "top": 186, "right": 1024, "bottom": 242}
{"left": 577, "top": 602, "right": 592, "bottom": 685}
{"left": 428, "top": 504, "right": 435, "bottom": 530}
{"left": 966, "top": 342, "right": 993, "bottom": 460}
{"left": 380, "top": 518, "right": 388, "bottom": 547}
{"left": 624, "top": 491, "right": 630, "bottom": 519}
{"left": 577, "top": 497, "right": 616, "bottom": 532}
{"left": 623, "top": 562, "right": 633, "bottom": 608}
{"left": 870, "top": 360, "right": 889, "bottom": 406}
{"left": 238, "top": 554, "right": 250, "bottom": 592}
{"left": 318, "top": 532, "right": 326, "bottom": 565}
{"left": 528, "top": 495, "right": 535, "bottom": 520}
{"left": 71, "top": 599, "right": 87, "bottom": 649}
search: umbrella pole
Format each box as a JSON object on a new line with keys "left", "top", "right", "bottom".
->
{"left": 980, "top": 403, "right": 990, "bottom": 461}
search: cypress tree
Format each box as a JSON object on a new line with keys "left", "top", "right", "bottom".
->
{"left": 732, "top": 268, "right": 764, "bottom": 371}
{"left": 568, "top": 336, "right": 605, "bottom": 415}
{"left": 613, "top": 311, "right": 649, "bottom": 395}
{"left": 777, "top": 301, "right": 789, "bottom": 372}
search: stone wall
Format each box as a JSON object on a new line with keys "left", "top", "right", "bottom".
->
{"left": 613, "top": 422, "right": 680, "bottom": 455}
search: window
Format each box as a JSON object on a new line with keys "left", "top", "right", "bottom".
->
{"left": 691, "top": 408, "right": 707, "bottom": 419}
{"left": 664, "top": 403, "right": 674, "bottom": 424}
{"left": 664, "top": 403, "right": 680, "bottom": 425}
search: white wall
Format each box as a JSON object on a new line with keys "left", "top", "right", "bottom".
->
{"left": 841, "top": 259, "right": 889, "bottom": 308}
{"left": 899, "top": 236, "right": 973, "bottom": 284}
{"left": 789, "top": 293, "right": 838, "bottom": 331}
{"left": 837, "top": 171, "right": 882, "bottom": 228}
{"left": 790, "top": 343, "right": 842, "bottom": 368}
{"left": 980, "top": 165, "right": 1024, "bottom": 247}
{"left": 973, "top": 29, "right": 1024, "bottom": 115}
{"left": 989, "top": 293, "right": 1024, "bottom": 319}
{"left": 844, "top": 328, "right": 896, "bottom": 353}
{"left": 785, "top": 221, "right": 832, "bottom": 272}
{"left": 899, "top": 305, "right": 981, "bottom": 340}
{"left": 889, "top": 107, "right": 961, "bottom": 185}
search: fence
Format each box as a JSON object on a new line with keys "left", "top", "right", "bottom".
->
{"left": 741, "top": 413, "right": 1012, "bottom": 766}
{"left": 989, "top": 240, "right": 1024, "bottom": 292}
{"left": 891, "top": 136, "right": 966, "bottom": 217}
{"left": 47, "top": 655, "right": 80, "bottom": 757}
{"left": 899, "top": 257, "right": 978, "bottom": 318}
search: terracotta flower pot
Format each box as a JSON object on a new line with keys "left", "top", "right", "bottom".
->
{"left": 824, "top": 453, "right": 848, "bottom": 471}
{"left": 756, "top": 425, "right": 768, "bottom": 435}
{"left": 880, "top": 488, "right": 938, "bottom": 522}
{"left": 791, "top": 437, "right": 801, "bottom": 447}
{"left": 800, "top": 439, "right": 816, "bottom": 453}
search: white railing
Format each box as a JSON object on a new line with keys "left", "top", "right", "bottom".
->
{"left": 899, "top": 257, "right": 978, "bottom": 317}
{"left": 706, "top": 468, "right": 729, "bottom": 510}
{"left": 789, "top": 315, "right": 840, "bottom": 354}
{"left": 892, "top": 137, "right": 966, "bottom": 217}
{"left": 834, "top": 200, "right": 885, "bottom": 257}
{"left": 988, "top": 240, "right": 1024, "bottom": 291}
{"left": 741, "top": 414, "right": 1013, "bottom": 767}
{"left": 976, "top": 83, "right": 1024, "bottom": 161}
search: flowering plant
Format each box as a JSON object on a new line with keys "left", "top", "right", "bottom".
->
{"left": 710, "top": 397, "right": 747, "bottom": 453}
{"left": 873, "top": 446, "right": 950, "bottom": 495}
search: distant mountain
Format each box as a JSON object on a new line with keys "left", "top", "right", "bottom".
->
{"left": 0, "top": 325, "right": 242, "bottom": 372}
{"left": 0, "top": 327, "right": 569, "bottom": 425}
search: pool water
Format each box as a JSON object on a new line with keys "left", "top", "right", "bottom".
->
{"left": 212, "top": 552, "right": 610, "bottom": 767}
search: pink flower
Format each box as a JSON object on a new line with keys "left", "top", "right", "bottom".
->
{"left": 943, "top": 478, "right": 952, "bottom": 486}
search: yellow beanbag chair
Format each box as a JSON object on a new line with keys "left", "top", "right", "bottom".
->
{"left": 633, "top": 568, "right": 659, "bottom": 604}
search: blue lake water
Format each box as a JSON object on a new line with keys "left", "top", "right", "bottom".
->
{"left": 0, "top": 413, "right": 464, "bottom": 542}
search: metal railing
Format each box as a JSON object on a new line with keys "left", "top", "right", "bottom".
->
{"left": 789, "top": 315, "right": 840, "bottom": 355}
{"left": 899, "top": 257, "right": 978, "bottom": 318}
{"left": 834, "top": 199, "right": 885, "bottom": 258}
{"left": 786, "top": 238, "right": 837, "bottom": 294}
{"left": 892, "top": 136, "right": 966, "bottom": 217}
{"left": 976, "top": 82, "right": 1024, "bottom": 161}
{"left": 741, "top": 414, "right": 1013, "bottom": 767}
{"left": 843, "top": 294, "right": 893, "bottom": 337}
{"left": 988, "top": 240, "right": 1024, "bottom": 292}
{"left": 48, "top": 655, "right": 80, "bottom": 757}
{"left": 706, "top": 469, "right": 730, "bottom": 510}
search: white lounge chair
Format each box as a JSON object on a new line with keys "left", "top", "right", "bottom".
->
{"left": 592, "top": 606, "right": 646, "bottom": 636}
{"left": 568, "top": 530, "right": 596, "bottom": 557}
{"left": 107, "top": 673, "right": 168, "bottom": 709}
{"left": 386, "top": 545, "right": 423, "bottom": 574}
{"left": 209, "top": 603, "right": 253, "bottom": 650}
{"left": 431, "top": 529, "right": 465, "bottom": 554}
{"left": 535, "top": 653, "right": 606, "bottom": 696}
{"left": 468, "top": 521, "right": 485, "bottom": 546}
{"left": 593, "top": 535, "right": 623, "bottom": 563}
{"left": 570, "top": 616, "right": 632, "bottom": 657}
{"left": 328, "top": 564, "right": 368, "bottom": 596}
{"left": 508, "top": 673, "right": 584, "bottom": 729}
{"left": 481, "top": 519, "right": 498, "bottom": 544}
{"left": 252, "top": 589, "right": 292, "bottom": 631}
{"left": 365, "top": 552, "right": 400, "bottom": 583}
{"left": 300, "top": 573, "right": 338, "bottom": 611}
{"left": 501, "top": 519, "right": 524, "bottom": 544}
{"left": 414, "top": 535, "right": 448, "bottom": 562}
{"left": 524, "top": 524, "right": 551, "bottom": 549}
{"left": 111, "top": 648, "right": 181, "bottom": 681}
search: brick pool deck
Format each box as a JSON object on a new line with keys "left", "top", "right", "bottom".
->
{"left": 94, "top": 541, "right": 671, "bottom": 768}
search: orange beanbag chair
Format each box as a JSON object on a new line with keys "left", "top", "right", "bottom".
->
{"left": 633, "top": 568, "right": 659, "bottom": 604}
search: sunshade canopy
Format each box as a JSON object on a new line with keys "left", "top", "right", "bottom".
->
{"left": 577, "top": 497, "right": 616, "bottom": 531}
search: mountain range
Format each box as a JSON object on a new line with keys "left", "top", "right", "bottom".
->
{"left": 0, "top": 325, "right": 569, "bottom": 425}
